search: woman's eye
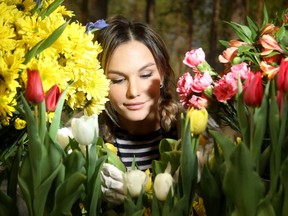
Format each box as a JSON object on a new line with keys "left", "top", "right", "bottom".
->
{"left": 110, "top": 78, "right": 125, "bottom": 84}
{"left": 140, "top": 72, "right": 152, "bottom": 78}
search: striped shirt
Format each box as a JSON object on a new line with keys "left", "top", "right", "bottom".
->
{"left": 113, "top": 127, "right": 177, "bottom": 171}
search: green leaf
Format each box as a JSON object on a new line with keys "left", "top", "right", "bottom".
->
{"left": 0, "top": 191, "right": 13, "bottom": 216}
{"left": 223, "top": 143, "right": 265, "bottom": 216}
{"left": 236, "top": 92, "right": 250, "bottom": 146}
{"left": 49, "top": 86, "right": 69, "bottom": 143}
{"left": 40, "top": 0, "right": 64, "bottom": 19}
{"left": 63, "top": 150, "right": 86, "bottom": 178}
{"left": 88, "top": 156, "right": 107, "bottom": 216}
{"left": 51, "top": 172, "right": 86, "bottom": 216}
{"left": 218, "top": 40, "right": 229, "bottom": 48}
{"left": 208, "top": 130, "right": 235, "bottom": 161}
{"left": 179, "top": 115, "right": 198, "bottom": 215}
{"left": 246, "top": 16, "right": 259, "bottom": 40}
{"left": 252, "top": 81, "right": 270, "bottom": 172}
{"left": 39, "top": 101, "right": 47, "bottom": 145}
{"left": 280, "top": 156, "right": 288, "bottom": 216}
{"left": 261, "top": 4, "right": 269, "bottom": 28}
{"left": 20, "top": 94, "right": 44, "bottom": 188}
{"left": 225, "top": 21, "right": 253, "bottom": 43}
{"left": 256, "top": 200, "right": 276, "bottom": 216}
{"left": 199, "top": 164, "right": 223, "bottom": 216}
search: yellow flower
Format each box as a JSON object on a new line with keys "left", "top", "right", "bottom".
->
{"left": 187, "top": 107, "right": 208, "bottom": 136}
{"left": 14, "top": 118, "right": 26, "bottom": 130}
{"left": 105, "top": 143, "right": 117, "bottom": 154}
{"left": 145, "top": 169, "right": 152, "bottom": 193}
{"left": 193, "top": 196, "right": 206, "bottom": 216}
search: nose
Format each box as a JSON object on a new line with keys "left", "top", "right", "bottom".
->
{"left": 126, "top": 79, "right": 139, "bottom": 98}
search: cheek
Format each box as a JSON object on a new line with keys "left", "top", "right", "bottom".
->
{"left": 108, "top": 86, "right": 124, "bottom": 105}
{"left": 147, "top": 79, "right": 161, "bottom": 99}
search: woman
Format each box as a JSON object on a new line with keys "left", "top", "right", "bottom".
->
{"left": 96, "top": 15, "right": 180, "bottom": 171}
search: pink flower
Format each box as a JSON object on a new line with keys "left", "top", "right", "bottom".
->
{"left": 243, "top": 72, "right": 263, "bottom": 107}
{"left": 183, "top": 48, "right": 206, "bottom": 68}
{"left": 176, "top": 72, "right": 193, "bottom": 97}
{"left": 213, "top": 73, "right": 238, "bottom": 102}
{"left": 277, "top": 58, "right": 288, "bottom": 92}
{"left": 187, "top": 95, "right": 208, "bottom": 109}
{"left": 218, "top": 47, "right": 238, "bottom": 63}
{"left": 230, "top": 62, "right": 250, "bottom": 80}
{"left": 191, "top": 72, "right": 212, "bottom": 93}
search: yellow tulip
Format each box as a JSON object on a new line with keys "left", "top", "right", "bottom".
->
{"left": 144, "top": 169, "right": 152, "bottom": 193}
{"left": 105, "top": 143, "right": 118, "bottom": 154}
{"left": 187, "top": 107, "right": 208, "bottom": 135}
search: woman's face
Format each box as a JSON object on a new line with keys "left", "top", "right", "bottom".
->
{"left": 106, "top": 40, "right": 162, "bottom": 127}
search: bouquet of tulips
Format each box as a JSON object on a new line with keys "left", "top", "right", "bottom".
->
{"left": 176, "top": 6, "right": 288, "bottom": 216}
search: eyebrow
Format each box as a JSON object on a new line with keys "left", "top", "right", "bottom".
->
{"left": 107, "top": 62, "right": 156, "bottom": 75}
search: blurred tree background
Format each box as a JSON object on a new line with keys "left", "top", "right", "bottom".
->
{"left": 64, "top": 0, "right": 288, "bottom": 78}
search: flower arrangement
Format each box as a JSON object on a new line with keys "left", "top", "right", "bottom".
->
{"left": 0, "top": 0, "right": 111, "bottom": 215}
{"left": 177, "top": 5, "right": 288, "bottom": 216}
{"left": 0, "top": 0, "right": 109, "bottom": 129}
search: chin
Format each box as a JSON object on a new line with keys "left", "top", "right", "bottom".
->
{"left": 123, "top": 111, "right": 149, "bottom": 122}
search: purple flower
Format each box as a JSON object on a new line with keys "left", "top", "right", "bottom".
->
{"left": 85, "top": 19, "right": 109, "bottom": 33}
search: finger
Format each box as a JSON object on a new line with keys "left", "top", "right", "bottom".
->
{"left": 102, "top": 163, "right": 124, "bottom": 181}
{"left": 101, "top": 186, "right": 126, "bottom": 204}
{"left": 101, "top": 172, "right": 126, "bottom": 192}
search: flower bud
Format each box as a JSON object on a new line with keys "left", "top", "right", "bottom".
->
{"left": 243, "top": 72, "right": 263, "bottom": 107}
{"left": 25, "top": 69, "right": 45, "bottom": 104}
{"left": 187, "top": 107, "right": 208, "bottom": 135}
{"left": 105, "top": 143, "right": 117, "bottom": 154}
{"left": 153, "top": 172, "right": 174, "bottom": 201}
{"left": 277, "top": 58, "right": 288, "bottom": 92}
{"left": 124, "top": 170, "right": 148, "bottom": 198}
{"left": 71, "top": 115, "right": 98, "bottom": 145}
{"left": 45, "top": 84, "right": 61, "bottom": 112}
{"left": 57, "top": 127, "right": 73, "bottom": 149}
{"left": 14, "top": 118, "right": 26, "bottom": 130}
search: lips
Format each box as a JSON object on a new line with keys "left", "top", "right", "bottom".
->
{"left": 124, "top": 102, "right": 145, "bottom": 110}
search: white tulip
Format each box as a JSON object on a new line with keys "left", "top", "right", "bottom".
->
{"left": 153, "top": 173, "right": 174, "bottom": 201}
{"left": 56, "top": 127, "right": 73, "bottom": 149}
{"left": 153, "top": 162, "right": 174, "bottom": 201}
{"left": 124, "top": 170, "right": 148, "bottom": 198}
{"left": 71, "top": 114, "right": 99, "bottom": 146}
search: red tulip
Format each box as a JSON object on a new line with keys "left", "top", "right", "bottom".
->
{"left": 243, "top": 72, "right": 263, "bottom": 107}
{"left": 277, "top": 58, "right": 288, "bottom": 92}
{"left": 26, "top": 69, "right": 45, "bottom": 104}
{"left": 45, "top": 84, "right": 61, "bottom": 112}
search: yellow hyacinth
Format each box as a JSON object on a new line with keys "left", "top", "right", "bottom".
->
{"left": 187, "top": 107, "right": 208, "bottom": 136}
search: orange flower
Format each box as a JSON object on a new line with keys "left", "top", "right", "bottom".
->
{"left": 259, "top": 34, "right": 283, "bottom": 54}
{"left": 260, "top": 61, "right": 280, "bottom": 79}
{"left": 218, "top": 47, "right": 238, "bottom": 63}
